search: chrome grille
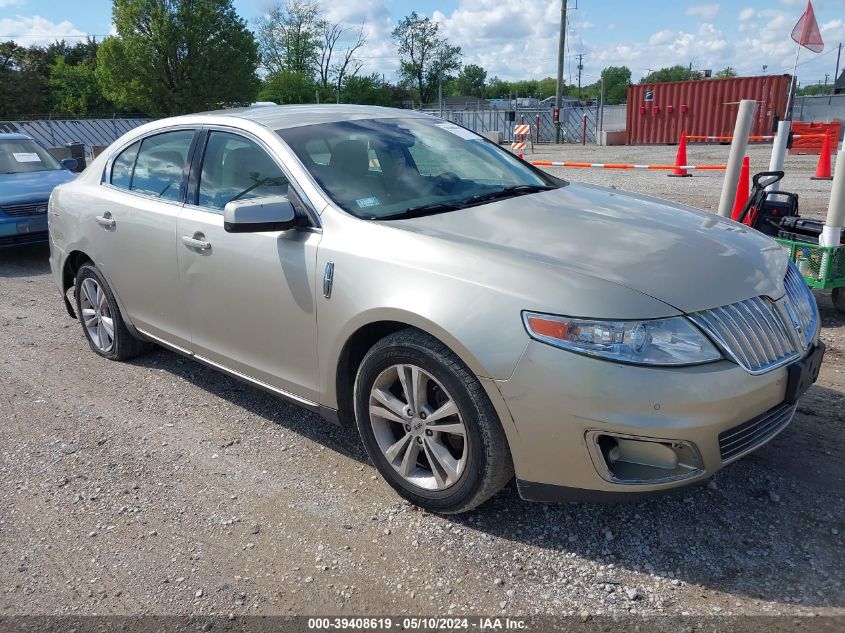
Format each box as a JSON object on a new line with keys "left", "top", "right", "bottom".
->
{"left": 689, "top": 296, "right": 799, "bottom": 374}
{"left": 719, "top": 403, "right": 796, "bottom": 462}
{"left": 783, "top": 262, "right": 819, "bottom": 348}
{"left": 0, "top": 202, "right": 48, "bottom": 217}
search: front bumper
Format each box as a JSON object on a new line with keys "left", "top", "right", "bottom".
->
{"left": 495, "top": 339, "right": 819, "bottom": 501}
{"left": 0, "top": 214, "right": 48, "bottom": 247}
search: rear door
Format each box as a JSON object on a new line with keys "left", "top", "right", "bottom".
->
{"left": 94, "top": 128, "right": 198, "bottom": 347}
{"left": 176, "top": 128, "right": 322, "bottom": 401}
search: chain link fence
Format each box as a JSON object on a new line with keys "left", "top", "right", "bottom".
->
{"left": 418, "top": 105, "right": 610, "bottom": 144}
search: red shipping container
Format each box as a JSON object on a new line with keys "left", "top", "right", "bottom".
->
{"left": 626, "top": 75, "right": 791, "bottom": 145}
{"left": 789, "top": 121, "right": 841, "bottom": 155}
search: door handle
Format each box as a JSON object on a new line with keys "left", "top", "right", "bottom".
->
{"left": 182, "top": 234, "right": 211, "bottom": 251}
{"left": 95, "top": 213, "right": 115, "bottom": 229}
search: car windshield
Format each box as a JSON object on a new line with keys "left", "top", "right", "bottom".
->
{"left": 0, "top": 139, "right": 63, "bottom": 174}
{"left": 276, "top": 117, "right": 561, "bottom": 220}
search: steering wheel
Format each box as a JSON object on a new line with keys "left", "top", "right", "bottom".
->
{"left": 432, "top": 171, "right": 461, "bottom": 194}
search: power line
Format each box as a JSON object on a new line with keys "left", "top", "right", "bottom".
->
{"left": 576, "top": 52, "right": 586, "bottom": 99}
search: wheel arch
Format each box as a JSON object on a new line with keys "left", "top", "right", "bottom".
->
{"left": 62, "top": 250, "right": 94, "bottom": 294}
{"left": 330, "top": 311, "right": 492, "bottom": 428}
{"left": 60, "top": 249, "right": 140, "bottom": 337}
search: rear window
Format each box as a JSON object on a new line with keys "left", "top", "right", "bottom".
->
{"left": 129, "top": 130, "right": 194, "bottom": 201}
{"left": 0, "top": 139, "right": 62, "bottom": 174}
{"left": 110, "top": 141, "right": 139, "bottom": 190}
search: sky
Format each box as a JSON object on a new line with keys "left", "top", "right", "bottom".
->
{"left": 1, "top": 0, "right": 844, "bottom": 89}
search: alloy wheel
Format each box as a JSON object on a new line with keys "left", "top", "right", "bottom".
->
{"left": 368, "top": 364, "right": 468, "bottom": 491}
{"left": 79, "top": 277, "right": 114, "bottom": 353}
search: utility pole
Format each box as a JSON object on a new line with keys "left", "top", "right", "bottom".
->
{"left": 833, "top": 43, "right": 843, "bottom": 101}
{"left": 438, "top": 50, "right": 444, "bottom": 118}
{"left": 554, "top": 0, "right": 567, "bottom": 144}
{"left": 576, "top": 53, "right": 586, "bottom": 100}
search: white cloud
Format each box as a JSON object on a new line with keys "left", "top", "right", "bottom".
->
{"left": 269, "top": 0, "right": 841, "bottom": 88}
{"left": 686, "top": 4, "right": 720, "bottom": 19}
{"left": 0, "top": 15, "right": 86, "bottom": 46}
{"left": 0, "top": 0, "right": 26, "bottom": 8}
{"left": 649, "top": 29, "right": 675, "bottom": 45}
{"left": 315, "top": 1, "right": 397, "bottom": 76}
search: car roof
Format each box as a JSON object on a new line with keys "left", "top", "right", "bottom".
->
{"left": 197, "top": 104, "right": 431, "bottom": 130}
{"left": 0, "top": 133, "right": 33, "bottom": 141}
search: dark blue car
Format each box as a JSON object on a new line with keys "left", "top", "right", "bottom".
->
{"left": 0, "top": 133, "right": 77, "bottom": 247}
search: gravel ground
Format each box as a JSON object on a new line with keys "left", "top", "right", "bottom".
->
{"left": 529, "top": 143, "right": 841, "bottom": 220}
{"left": 1, "top": 151, "right": 844, "bottom": 625}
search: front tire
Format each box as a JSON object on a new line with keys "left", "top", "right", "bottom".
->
{"left": 354, "top": 329, "right": 513, "bottom": 514}
{"left": 74, "top": 263, "right": 150, "bottom": 361}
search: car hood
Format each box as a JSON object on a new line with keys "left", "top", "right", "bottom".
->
{"left": 0, "top": 169, "right": 76, "bottom": 206}
{"left": 384, "top": 182, "right": 789, "bottom": 314}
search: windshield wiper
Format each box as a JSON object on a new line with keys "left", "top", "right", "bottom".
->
{"left": 463, "top": 184, "right": 555, "bottom": 205}
{"left": 375, "top": 184, "right": 556, "bottom": 221}
{"left": 375, "top": 201, "right": 465, "bottom": 221}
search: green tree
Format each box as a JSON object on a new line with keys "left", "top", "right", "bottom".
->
{"left": 537, "top": 76, "right": 557, "bottom": 98}
{"left": 453, "top": 64, "right": 486, "bottom": 97}
{"left": 714, "top": 66, "right": 737, "bottom": 78}
{"left": 640, "top": 65, "right": 699, "bottom": 84}
{"left": 0, "top": 42, "right": 51, "bottom": 117}
{"left": 49, "top": 56, "right": 109, "bottom": 116}
{"left": 484, "top": 76, "right": 507, "bottom": 99}
{"left": 258, "top": 70, "right": 317, "bottom": 104}
{"left": 256, "top": 0, "right": 321, "bottom": 77}
{"left": 797, "top": 82, "right": 830, "bottom": 96}
{"left": 600, "top": 66, "right": 631, "bottom": 104}
{"left": 392, "top": 11, "right": 461, "bottom": 104}
{"left": 97, "top": 0, "right": 259, "bottom": 116}
{"left": 340, "top": 73, "right": 393, "bottom": 106}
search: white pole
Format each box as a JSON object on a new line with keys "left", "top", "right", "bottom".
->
{"left": 821, "top": 150, "right": 845, "bottom": 247}
{"left": 767, "top": 120, "right": 791, "bottom": 192}
{"left": 785, "top": 44, "right": 801, "bottom": 121}
{"left": 718, "top": 99, "right": 756, "bottom": 218}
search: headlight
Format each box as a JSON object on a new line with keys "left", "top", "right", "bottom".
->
{"left": 523, "top": 312, "right": 722, "bottom": 366}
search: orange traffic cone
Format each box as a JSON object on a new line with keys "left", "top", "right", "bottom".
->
{"left": 669, "top": 130, "right": 692, "bottom": 177}
{"left": 811, "top": 130, "right": 833, "bottom": 180}
{"left": 731, "top": 156, "right": 750, "bottom": 221}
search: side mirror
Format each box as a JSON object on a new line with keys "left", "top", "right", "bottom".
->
{"left": 61, "top": 158, "right": 78, "bottom": 172}
{"left": 223, "top": 195, "right": 297, "bottom": 233}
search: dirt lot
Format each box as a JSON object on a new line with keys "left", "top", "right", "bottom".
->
{"left": 1, "top": 147, "right": 844, "bottom": 625}
{"left": 530, "top": 142, "right": 840, "bottom": 220}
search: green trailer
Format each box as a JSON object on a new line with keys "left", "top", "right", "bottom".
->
{"left": 775, "top": 238, "right": 845, "bottom": 312}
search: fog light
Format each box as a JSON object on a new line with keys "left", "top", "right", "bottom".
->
{"left": 587, "top": 431, "right": 703, "bottom": 485}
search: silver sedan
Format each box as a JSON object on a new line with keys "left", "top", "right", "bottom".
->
{"left": 48, "top": 105, "right": 823, "bottom": 513}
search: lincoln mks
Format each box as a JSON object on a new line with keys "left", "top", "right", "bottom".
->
{"left": 48, "top": 105, "right": 823, "bottom": 513}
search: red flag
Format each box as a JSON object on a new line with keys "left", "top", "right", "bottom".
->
{"left": 791, "top": 0, "right": 824, "bottom": 53}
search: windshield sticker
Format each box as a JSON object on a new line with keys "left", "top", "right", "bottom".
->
{"left": 435, "top": 122, "right": 478, "bottom": 140}
{"left": 13, "top": 152, "right": 42, "bottom": 163}
{"left": 355, "top": 196, "right": 381, "bottom": 209}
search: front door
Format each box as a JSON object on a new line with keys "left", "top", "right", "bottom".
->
{"left": 176, "top": 129, "right": 321, "bottom": 401}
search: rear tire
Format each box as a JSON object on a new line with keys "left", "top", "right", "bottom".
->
{"left": 74, "top": 263, "right": 151, "bottom": 361}
{"left": 354, "top": 329, "right": 513, "bottom": 514}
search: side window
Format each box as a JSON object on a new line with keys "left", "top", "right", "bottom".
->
{"left": 110, "top": 141, "right": 139, "bottom": 190}
{"left": 130, "top": 130, "right": 194, "bottom": 202}
{"left": 198, "top": 132, "right": 289, "bottom": 211}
